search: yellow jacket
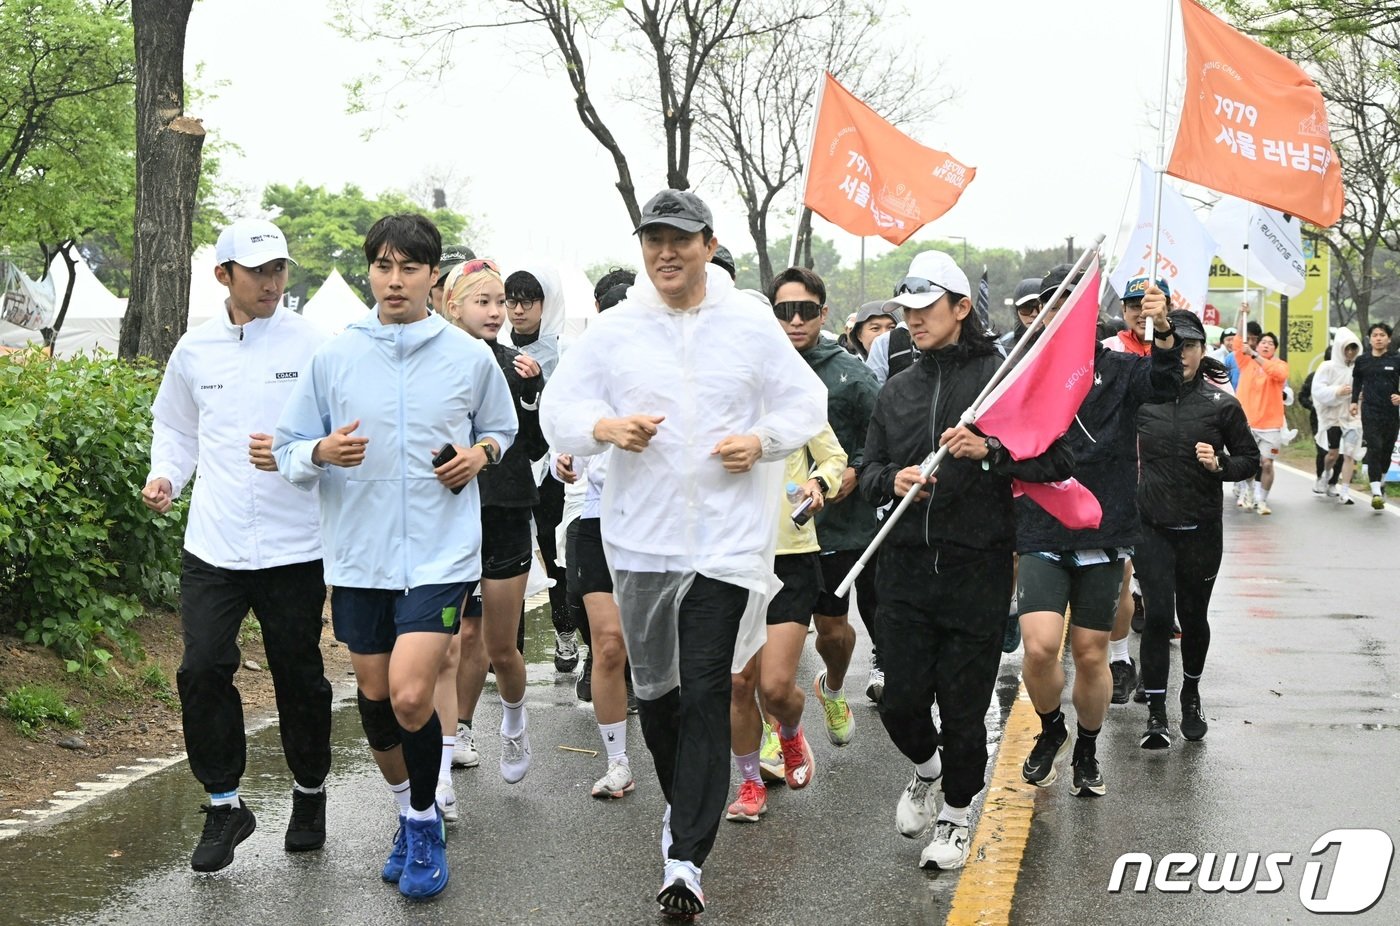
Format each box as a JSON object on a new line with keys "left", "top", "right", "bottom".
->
{"left": 777, "top": 423, "right": 848, "bottom": 555}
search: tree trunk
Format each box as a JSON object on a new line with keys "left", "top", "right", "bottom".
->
{"left": 797, "top": 208, "right": 814, "bottom": 270}
{"left": 45, "top": 243, "right": 79, "bottom": 352}
{"left": 121, "top": 0, "right": 203, "bottom": 364}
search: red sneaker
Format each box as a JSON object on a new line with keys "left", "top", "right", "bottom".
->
{"left": 725, "top": 779, "right": 767, "bottom": 822}
{"left": 780, "top": 727, "right": 816, "bottom": 790}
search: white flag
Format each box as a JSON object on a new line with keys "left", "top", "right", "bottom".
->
{"left": 1205, "top": 195, "right": 1307, "bottom": 297}
{"left": 1110, "top": 160, "right": 1218, "bottom": 317}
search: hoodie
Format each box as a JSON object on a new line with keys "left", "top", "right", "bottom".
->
{"left": 800, "top": 337, "right": 881, "bottom": 551}
{"left": 1313, "top": 327, "right": 1363, "bottom": 432}
{"left": 273, "top": 310, "right": 519, "bottom": 590}
{"left": 501, "top": 263, "right": 566, "bottom": 381}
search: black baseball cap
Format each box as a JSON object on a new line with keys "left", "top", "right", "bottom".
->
{"left": 634, "top": 189, "right": 714, "bottom": 235}
{"left": 1013, "top": 278, "right": 1041, "bottom": 308}
{"left": 1039, "top": 263, "right": 1084, "bottom": 303}
{"left": 436, "top": 244, "right": 477, "bottom": 285}
{"left": 711, "top": 245, "right": 736, "bottom": 279}
{"left": 1168, "top": 309, "right": 1207, "bottom": 342}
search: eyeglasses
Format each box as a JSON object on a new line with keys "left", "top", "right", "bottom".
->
{"left": 505, "top": 297, "right": 539, "bottom": 310}
{"left": 773, "top": 301, "right": 823, "bottom": 322}
{"left": 895, "top": 276, "right": 946, "bottom": 297}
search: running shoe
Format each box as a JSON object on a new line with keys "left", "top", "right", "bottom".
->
{"left": 658, "top": 859, "right": 705, "bottom": 917}
{"left": 758, "top": 722, "right": 785, "bottom": 782}
{"left": 865, "top": 663, "right": 885, "bottom": 704}
{"left": 1141, "top": 706, "right": 1172, "bottom": 750}
{"left": 1021, "top": 721, "right": 1069, "bottom": 787}
{"left": 398, "top": 811, "right": 449, "bottom": 900}
{"left": 1001, "top": 610, "right": 1021, "bottom": 654}
{"left": 1338, "top": 487, "right": 1355, "bottom": 505}
{"left": 1373, "top": 493, "right": 1386, "bottom": 511}
{"left": 191, "top": 800, "right": 256, "bottom": 872}
{"left": 1180, "top": 691, "right": 1209, "bottom": 741}
{"left": 500, "top": 726, "right": 532, "bottom": 783}
{"left": 1313, "top": 476, "right": 1326, "bottom": 494}
{"left": 284, "top": 788, "right": 326, "bottom": 852}
{"left": 1110, "top": 658, "right": 1137, "bottom": 706}
{"left": 575, "top": 651, "right": 593, "bottom": 703}
{"left": 1255, "top": 501, "right": 1272, "bottom": 515}
{"left": 381, "top": 816, "right": 408, "bottom": 882}
{"left": 1132, "top": 677, "right": 1147, "bottom": 704}
{"left": 1326, "top": 483, "right": 1339, "bottom": 497}
{"left": 780, "top": 726, "right": 816, "bottom": 790}
{"left": 725, "top": 779, "right": 768, "bottom": 822}
{"left": 1236, "top": 490, "right": 1253, "bottom": 508}
{"left": 1070, "top": 753, "right": 1107, "bottom": 797}
{"left": 554, "top": 630, "right": 580, "bottom": 673}
{"left": 896, "top": 771, "right": 940, "bottom": 838}
{"left": 1130, "top": 592, "right": 1145, "bottom": 633}
{"left": 435, "top": 779, "right": 458, "bottom": 823}
{"left": 919, "top": 819, "right": 970, "bottom": 870}
{"left": 813, "top": 671, "right": 855, "bottom": 746}
{"left": 452, "top": 722, "right": 480, "bottom": 768}
{"left": 591, "top": 760, "right": 636, "bottom": 799}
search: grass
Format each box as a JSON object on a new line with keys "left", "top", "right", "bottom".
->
{"left": 2, "top": 685, "right": 81, "bottom": 739}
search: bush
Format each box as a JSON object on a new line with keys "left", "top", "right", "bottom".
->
{"left": 0, "top": 349, "right": 186, "bottom": 672}
{"left": 2, "top": 684, "right": 81, "bottom": 738}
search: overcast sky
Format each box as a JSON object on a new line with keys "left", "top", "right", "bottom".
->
{"left": 186, "top": 0, "right": 1181, "bottom": 274}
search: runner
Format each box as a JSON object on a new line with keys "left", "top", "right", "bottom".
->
{"left": 273, "top": 214, "right": 517, "bottom": 900}
{"left": 142, "top": 219, "right": 332, "bottom": 872}
{"left": 849, "top": 300, "right": 899, "bottom": 361}
{"left": 1312, "top": 328, "right": 1364, "bottom": 506}
{"left": 540, "top": 189, "right": 826, "bottom": 916}
{"left": 1135, "top": 310, "right": 1259, "bottom": 749}
{"left": 440, "top": 260, "right": 547, "bottom": 797}
{"left": 1103, "top": 276, "right": 1162, "bottom": 357}
{"left": 1349, "top": 322, "right": 1400, "bottom": 509}
{"left": 1231, "top": 308, "right": 1290, "bottom": 515}
{"left": 858, "top": 249, "right": 1074, "bottom": 871}
{"left": 1015, "top": 269, "right": 1179, "bottom": 797}
{"left": 996, "top": 278, "right": 1042, "bottom": 356}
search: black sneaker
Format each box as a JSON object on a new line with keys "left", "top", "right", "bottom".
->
{"left": 575, "top": 651, "right": 593, "bottom": 703}
{"left": 554, "top": 630, "right": 580, "bottom": 673}
{"left": 1140, "top": 707, "right": 1172, "bottom": 750}
{"left": 1180, "top": 691, "right": 1208, "bottom": 741}
{"left": 191, "top": 800, "right": 256, "bottom": 872}
{"left": 1001, "top": 611, "right": 1021, "bottom": 654}
{"left": 284, "top": 789, "right": 326, "bottom": 852}
{"left": 1070, "top": 753, "right": 1106, "bottom": 797}
{"left": 1130, "top": 593, "right": 1145, "bottom": 633}
{"left": 1021, "top": 722, "right": 1070, "bottom": 787}
{"left": 1132, "top": 677, "right": 1147, "bottom": 704}
{"left": 1110, "top": 658, "right": 1137, "bottom": 705}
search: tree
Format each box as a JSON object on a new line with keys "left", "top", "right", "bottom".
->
{"left": 262, "top": 182, "right": 472, "bottom": 305}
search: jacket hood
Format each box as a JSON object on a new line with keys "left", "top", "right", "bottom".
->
{"left": 1326, "top": 327, "right": 1362, "bottom": 372}
{"left": 802, "top": 336, "right": 849, "bottom": 368}
{"left": 349, "top": 306, "right": 451, "bottom": 354}
{"left": 501, "top": 263, "right": 566, "bottom": 348}
{"left": 626, "top": 263, "right": 737, "bottom": 313}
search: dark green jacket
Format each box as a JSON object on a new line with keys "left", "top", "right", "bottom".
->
{"left": 802, "top": 338, "right": 881, "bottom": 551}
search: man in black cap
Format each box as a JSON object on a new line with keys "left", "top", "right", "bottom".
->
{"left": 541, "top": 189, "right": 826, "bottom": 917}
{"left": 710, "top": 245, "right": 737, "bottom": 281}
{"left": 430, "top": 244, "right": 476, "bottom": 315}
{"left": 996, "top": 277, "right": 1043, "bottom": 356}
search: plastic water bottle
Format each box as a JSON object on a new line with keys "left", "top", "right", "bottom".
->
{"left": 788, "top": 481, "right": 815, "bottom": 526}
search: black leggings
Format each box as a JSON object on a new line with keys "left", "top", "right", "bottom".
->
{"left": 1362, "top": 409, "right": 1400, "bottom": 484}
{"left": 534, "top": 477, "right": 573, "bottom": 635}
{"left": 1136, "top": 521, "right": 1223, "bottom": 693}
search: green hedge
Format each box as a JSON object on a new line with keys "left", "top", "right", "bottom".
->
{"left": 0, "top": 350, "right": 185, "bottom": 673}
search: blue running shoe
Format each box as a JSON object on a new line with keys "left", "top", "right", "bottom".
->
{"left": 398, "top": 812, "right": 449, "bottom": 900}
{"left": 381, "top": 816, "right": 407, "bottom": 883}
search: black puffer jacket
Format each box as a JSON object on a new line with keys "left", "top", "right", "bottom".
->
{"left": 1015, "top": 342, "right": 1181, "bottom": 552}
{"left": 480, "top": 340, "right": 548, "bottom": 508}
{"left": 1135, "top": 373, "right": 1259, "bottom": 527}
{"left": 859, "top": 340, "right": 1075, "bottom": 563}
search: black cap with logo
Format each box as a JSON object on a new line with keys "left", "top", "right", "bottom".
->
{"left": 634, "top": 189, "right": 714, "bottom": 235}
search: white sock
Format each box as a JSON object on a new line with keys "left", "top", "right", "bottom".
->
{"left": 599, "top": 720, "right": 628, "bottom": 763}
{"left": 1257, "top": 488, "right": 1269, "bottom": 503}
{"left": 389, "top": 780, "right": 411, "bottom": 816}
{"left": 1372, "top": 482, "right": 1383, "bottom": 496}
{"left": 209, "top": 789, "right": 239, "bottom": 808}
{"left": 822, "top": 676, "right": 843, "bottom": 699}
{"left": 293, "top": 782, "right": 323, "bottom": 796}
{"left": 405, "top": 803, "right": 437, "bottom": 823}
{"left": 500, "top": 695, "right": 526, "bottom": 737}
{"left": 939, "top": 802, "right": 971, "bottom": 826}
{"left": 915, "top": 752, "right": 942, "bottom": 781}
{"left": 440, "top": 736, "right": 455, "bottom": 780}
{"left": 1109, "top": 637, "right": 1130, "bottom": 663}
{"left": 734, "top": 750, "right": 762, "bottom": 783}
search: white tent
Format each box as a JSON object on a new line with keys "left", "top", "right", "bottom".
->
{"left": 302, "top": 268, "right": 370, "bottom": 335}
{"left": 0, "top": 251, "right": 127, "bottom": 356}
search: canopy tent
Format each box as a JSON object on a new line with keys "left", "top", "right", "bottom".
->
{"left": 0, "top": 250, "right": 125, "bottom": 356}
{"left": 302, "top": 268, "right": 369, "bottom": 335}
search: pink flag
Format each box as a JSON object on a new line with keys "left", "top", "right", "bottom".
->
{"left": 973, "top": 256, "right": 1103, "bottom": 530}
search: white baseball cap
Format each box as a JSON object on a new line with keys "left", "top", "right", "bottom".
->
{"left": 215, "top": 218, "right": 296, "bottom": 267}
{"left": 889, "top": 250, "right": 970, "bottom": 310}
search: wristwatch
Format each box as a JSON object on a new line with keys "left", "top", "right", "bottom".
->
{"left": 473, "top": 440, "right": 500, "bottom": 466}
{"left": 814, "top": 475, "right": 831, "bottom": 495}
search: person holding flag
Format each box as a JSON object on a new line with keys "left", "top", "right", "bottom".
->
{"left": 1015, "top": 268, "right": 1179, "bottom": 797}
{"left": 1105, "top": 277, "right": 1168, "bottom": 357}
{"left": 857, "top": 249, "right": 1074, "bottom": 871}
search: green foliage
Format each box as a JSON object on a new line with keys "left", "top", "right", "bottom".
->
{"left": 0, "top": 351, "right": 185, "bottom": 674}
{"left": 262, "top": 182, "right": 473, "bottom": 306}
{"left": 2, "top": 685, "right": 81, "bottom": 738}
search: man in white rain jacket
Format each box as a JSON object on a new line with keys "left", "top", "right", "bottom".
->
{"left": 540, "top": 189, "right": 827, "bottom": 918}
{"left": 273, "top": 214, "right": 517, "bottom": 901}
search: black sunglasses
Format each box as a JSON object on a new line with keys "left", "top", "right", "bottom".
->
{"left": 773, "top": 301, "right": 823, "bottom": 322}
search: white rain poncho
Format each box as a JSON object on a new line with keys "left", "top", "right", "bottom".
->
{"left": 501, "top": 262, "right": 567, "bottom": 380}
{"left": 1313, "top": 327, "right": 1364, "bottom": 455}
{"left": 540, "top": 264, "right": 827, "bottom": 697}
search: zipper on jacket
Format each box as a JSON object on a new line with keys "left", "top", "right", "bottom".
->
{"left": 245, "top": 320, "right": 260, "bottom": 569}
{"left": 398, "top": 327, "right": 411, "bottom": 593}
{"left": 924, "top": 361, "right": 942, "bottom": 549}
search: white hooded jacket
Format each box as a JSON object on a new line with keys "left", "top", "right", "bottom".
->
{"left": 1313, "top": 327, "right": 1363, "bottom": 433}
{"left": 500, "top": 263, "right": 566, "bottom": 381}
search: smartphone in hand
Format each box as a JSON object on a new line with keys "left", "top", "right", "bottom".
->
{"left": 432, "top": 444, "right": 465, "bottom": 495}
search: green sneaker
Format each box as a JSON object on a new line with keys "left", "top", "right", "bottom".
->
{"left": 758, "top": 721, "right": 785, "bottom": 782}
{"left": 814, "top": 670, "right": 855, "bottom": 746}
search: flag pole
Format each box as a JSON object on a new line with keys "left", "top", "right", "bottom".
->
{"left": 1144, "top": 0, "right": 1178, "bottom": 342}
{"left": 835, "top": 234, "right": 1106, "bottom": 597}
{"left": 788, "top": 72, "right": 827, "bottom": 269}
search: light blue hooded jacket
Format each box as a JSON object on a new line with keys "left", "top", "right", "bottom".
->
{"left": 273, "top": 310, "right": 518, "bottom": 590}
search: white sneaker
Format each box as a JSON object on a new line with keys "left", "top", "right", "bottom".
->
{"left": 865, "top": 665, "right": 885, "bottom": 704}
{"left": 452, "top": 722, "right": 480, "bottom": 768}
{"left": 500, "top": 725, "right": 531, "bottom": 783}
{"left": 657, "top": 859, "right": 705, "bottom": 917}
{"left": 919, "top": 819, "right": 971, "bottom": 870}
{"left": 896, "top": 771, "right": 940, "bottom": 838}
{"left": 1313, "top": 476, "right": 1327, "bottom": 495}
{"left": 1326, "top": 482, "right": 1339, "bottom": 497}
{"left": 660, "top": 804, "right": 673, "bottom": 862}
{"left": 435, "top": 778, "right": 458, "bottom": 823}
{"left": 1255, "top": 501, "right": 1272, "bottom": 515}
{"left": 1338, "top": 486, "right": 1355, "bottom": 505}
{"left": 590, "top": 759, "right": 635, "bottom": 799}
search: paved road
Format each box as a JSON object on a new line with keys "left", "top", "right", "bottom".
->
{"left": 0, "top": 465, "right": 1396, "bottom": 925}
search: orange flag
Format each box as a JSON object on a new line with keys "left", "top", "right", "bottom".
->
{"left": 1166, "top": 0, "right": 1344, "bottom": 227}
{"left": 802, "top": 73, "right": 975, "bottom": 245}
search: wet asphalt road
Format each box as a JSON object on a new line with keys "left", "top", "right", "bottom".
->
{"left": 0, "top": 465, "right": 1396, "bottom": 925}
